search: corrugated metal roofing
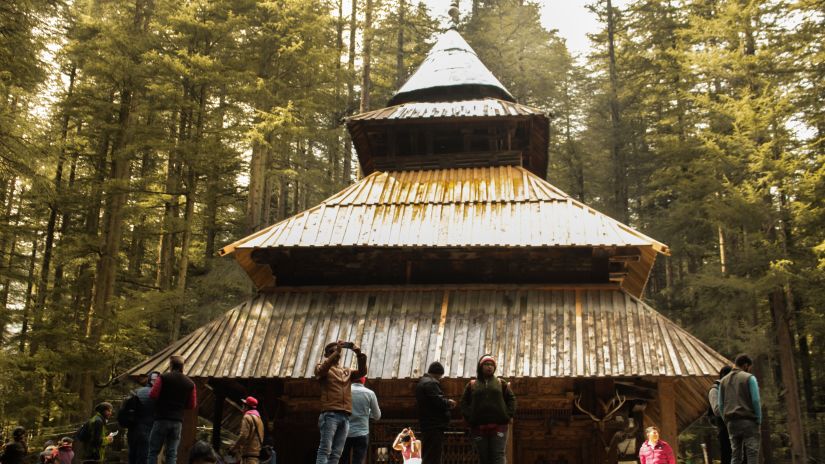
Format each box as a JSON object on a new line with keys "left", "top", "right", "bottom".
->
{"left": 349, "top": 99, "right": 544, "bottom": 121}
{"left": 220, "top": 166, "right": 668, "bottom": 253}
{"left": 125, "top": 286, "right": 727, "bottom": 380}
{"left": 388, "top": 29, "right": 515, "bottom": 105}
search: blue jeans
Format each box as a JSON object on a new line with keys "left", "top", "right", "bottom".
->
{"left": 728, "top": 419, "right": 759, "bottom": 464}
{"left": 147, "top": 420, "right": 182, "bottom": 464}
{"left": 316, "top": 412, "right": 349, "bottom": 464}
{"left": 341, "top": 435, "right": 368, "bottom": 464}
{"left": 472, "top": 430, "right": 507, "bottom": 464}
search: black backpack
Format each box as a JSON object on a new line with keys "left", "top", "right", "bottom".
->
{"left": 117, "top": 392, "right": 141, "bottom": 428}
{"left": 75, "top": 420, "right": 91, "bottom": 444}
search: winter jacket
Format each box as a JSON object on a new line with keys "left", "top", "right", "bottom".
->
{"left": 314, "top": 350, "right": 368, "bottom": 413}
{"left": 416, "top": 374, "right": 452, "bottom": 432}
{"left": 460, "top": 376, "right": 515, "bottom": 427}
{"left": 57, "top": 445, "right": 73, "bottom": 464}
{"left": 233, "top": 411, "right": 264, "bottom": 458}
{"left": 150, "top": 371, "right": 196, "bottom": 422}
{"left": 638, "top": 440, "right": 676, "bottom": 464}
{"left": 82, "top": 413, "right": 108, "bottom": 462}
{"left": 719, "top": 368, "right": 762, "bottom": 424}
{"left": 0, "top": 441, "right": 27, "bottom": 464}
{"left": 134, "top": 385, "right": 155, "bottom": 428}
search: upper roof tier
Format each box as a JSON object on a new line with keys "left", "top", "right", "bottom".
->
{"left": 388, "top": 29, "right": 515, "bottom": 105}
{"left": 220, "top": 166, "right": 669, "bottom": 297}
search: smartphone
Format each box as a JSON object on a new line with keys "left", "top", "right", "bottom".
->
{"left": 340, "top": 342, "right": 354, "bottom": 349}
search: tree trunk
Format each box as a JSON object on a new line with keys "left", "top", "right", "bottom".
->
{"left": 717, "top": 224, "right": 727, "bottom": 276}
{"left": 204, "top": 88, "right": 227, "bottom": 259}
{"left": 82, "top": 0, "right": 150, "bottom": 414}
{"left": 396, "top": 0, "right": 406, "bottom": 88}
{"left": 360, "top": 0, "right": 373, "bottom": 113}
{"left": 343, "top": 0, "right": 357, "bottom": 183}
{"left": 0, "top": 180, "right": 19, "bottom": 342}
{"left": 605, "top": 0, "right": 628, "bottom": 223}
{"left": 30, "top": 64, "right": 76, "bottom": 356}
{"left": 19, "top": 239, "right": 38, "bottom": 352}
{"left": 157, "top": 104, "right": 187, "bottom": 290}
{"left": 53, "top": 125, "right": 82, "bottom": 291}
{"left": 127, "top": 150, "right": 152, "bottom": 277}
{"left": 769, "top": 289, "right": 808, "bottom": 464}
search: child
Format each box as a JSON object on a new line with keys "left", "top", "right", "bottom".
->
{"left": 392, "top": 428, "right": 422, "bottom": 464}
{"left": 57, "top": 438, "right": 74, "bottom": 464}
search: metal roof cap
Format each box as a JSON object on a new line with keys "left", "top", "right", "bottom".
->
{"left": 388, "top": 29, "right": 515, "bottom": 106}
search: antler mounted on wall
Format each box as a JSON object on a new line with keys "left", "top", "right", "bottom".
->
{"left": 574, "top": 391, "right": 627, "bottom": 424}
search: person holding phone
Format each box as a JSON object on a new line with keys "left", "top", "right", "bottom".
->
{"left": 314, "top": 340, "right": 368, "bottom": 464}
{"left": 81, "top": 403, "right": 115, "bottom": 464}
{"left": 392, "top": 428, "right": 422, "bottom": 464}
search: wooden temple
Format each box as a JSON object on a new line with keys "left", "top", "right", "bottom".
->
{"left": 126, "top": 29, "right": 728, "bottom": 463}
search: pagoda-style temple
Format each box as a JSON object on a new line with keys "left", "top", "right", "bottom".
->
{"left": 126, "top": 29, "right": 728, "bottom": 463}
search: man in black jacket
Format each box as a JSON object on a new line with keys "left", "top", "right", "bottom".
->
{"left": 416, "top": 362, "right": 456, "bottom": 464}
{"left": 147, "top": 356, "right": 196, "bottom": 464}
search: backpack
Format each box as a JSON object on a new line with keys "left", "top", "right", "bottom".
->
{"left": 707, "top": 383, "right": 723, "bottom": 427}
{"left": 75, "top": 420, "right": 91, "bottom": 444}
{"left": 117, "top": 392, "right": 141, "bottom": 428}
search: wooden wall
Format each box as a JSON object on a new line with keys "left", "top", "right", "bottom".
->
{"left": 204, "top": 376, "right": 678, "bottom": 464}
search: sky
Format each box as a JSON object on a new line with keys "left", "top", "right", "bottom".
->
{"left": 423, "top": 0, "right": 630, "bottom": 57}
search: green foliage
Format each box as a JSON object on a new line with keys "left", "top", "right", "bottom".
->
{"left": 0, "top": 0, "right": 822, "bottom": 461}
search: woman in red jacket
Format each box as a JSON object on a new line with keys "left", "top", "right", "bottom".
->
{"left": 638, "top": 426, "right": 676, "bottom": 464}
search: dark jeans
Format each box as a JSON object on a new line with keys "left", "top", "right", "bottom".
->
{"left": 316, "top": 411, "right": 349, "bottom": 464}
{"left": 128, "top": 424, "right": 152, "bottom": 464}
{"left": 147, "top": 419, "right": 183, "bottom": 464}
{"left": 717, "top": 422, "right": 733, "bottom": 464}
{"left": 420, "top": 430, "right": 444, "bottom": 464}
{"left": 341, "top": 435, "right": 368, "bottom": 464}
{"left": 471, "top": 431, "right": 506, "bottom": 464}
{"left": 727, "top": 419, "right": 759, "bottom": 464}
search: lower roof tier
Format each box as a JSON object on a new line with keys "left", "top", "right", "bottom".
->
{"left": 125, "top": 285, "right": 727, "bottom": 381}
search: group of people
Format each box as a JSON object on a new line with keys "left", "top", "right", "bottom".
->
{"left": 637, "top": 353, "right": 763, "bottom": 464}
{"left": 313, "top": 340, "right": 516, "bottom": 464}
{"left": 708, "top": 354, "right": 762, "bottom": 464}
{"left": 1, "top": 347, "right": 762, "bottom": 464}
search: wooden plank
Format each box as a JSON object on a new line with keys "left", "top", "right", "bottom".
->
{"left": 433, "top": 290, "right": 450, "bottom": 368}
{"left": 266, "top": 292, "right": 303, "bottom": 377}
{"left": 561, "top": 291, "right": 572, "bottom": 377}
{"left": 575, "top": 290, "right": 584, "bottom": 376}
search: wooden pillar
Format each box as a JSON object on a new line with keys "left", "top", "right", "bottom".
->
{"left": 658, "top": 378, "right": 678, "bottom": 458}
{"left": 212, "top": 391, "right": 225, "bottom": 452}
{"left": 506, "top": 419, "right": 514, "bottom": 463}
{"left": 178, "top": 408, "right": 198, "bottom": 464}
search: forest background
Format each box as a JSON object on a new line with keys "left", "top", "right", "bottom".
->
{"left": 0, "top": 0, "right": 822, "bottom": 461}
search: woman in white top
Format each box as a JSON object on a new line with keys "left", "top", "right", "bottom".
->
{"left": 392, "top": 428, "right": 422, "bottom": 464}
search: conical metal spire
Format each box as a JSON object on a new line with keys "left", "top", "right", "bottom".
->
{"left": 387, "top": 29, "right": 515, "bottom": 106}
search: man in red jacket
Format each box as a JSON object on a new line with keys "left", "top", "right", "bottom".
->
{"left": 147, "top": 356, "right": 196, "bottom": 464}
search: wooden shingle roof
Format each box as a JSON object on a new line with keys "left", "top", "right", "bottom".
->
{"left": 125, "top": 286, "right": 727, "bottom": 380}
{"left": 220, "top": 166, "right": 668, "bottom": 296}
